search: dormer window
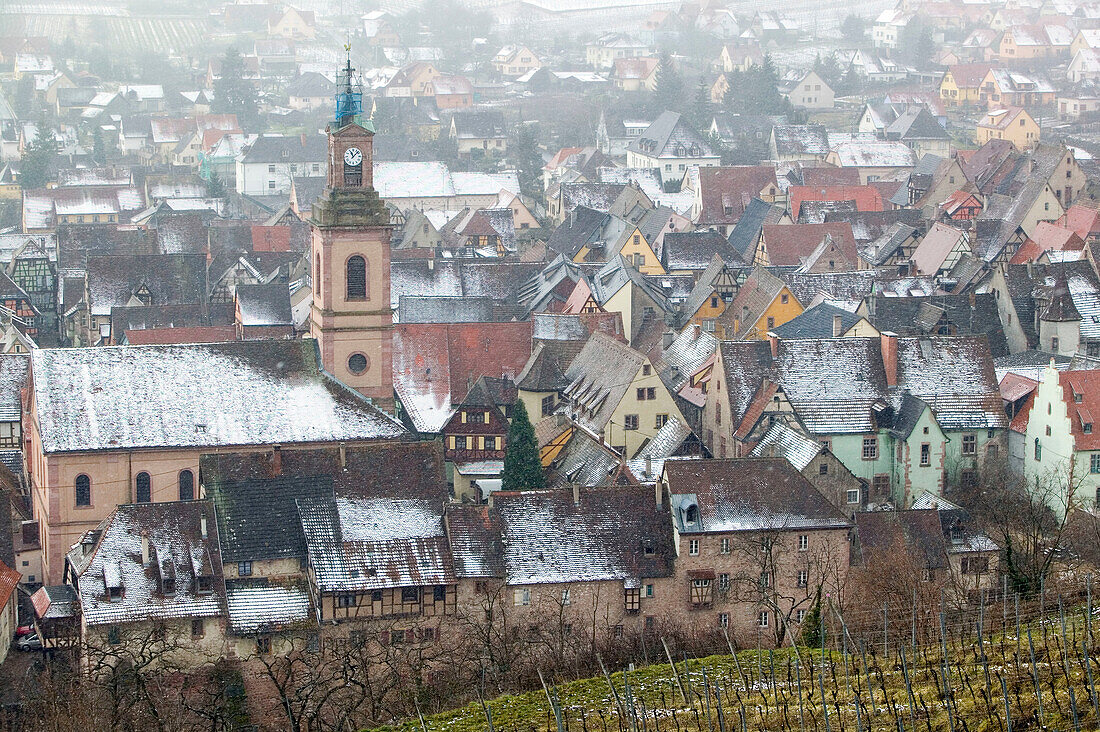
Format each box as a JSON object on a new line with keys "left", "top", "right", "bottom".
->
{"left": 684, "top": 504, "right": 698, "bottom": 525}
{"left": 1075, "top": 392, "right": 1083, "bottom": 403}
{"left": 197, "top": 575, "right": 213, "bottom": 595}
{"left": 1086, "top": 423, "right": 1094, "bottom": 434}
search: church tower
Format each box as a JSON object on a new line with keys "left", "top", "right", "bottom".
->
{"left": 310, "top": 54, "right": 393, "bottom": 408}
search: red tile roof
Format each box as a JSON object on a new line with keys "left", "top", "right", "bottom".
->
{"left": 789, "top": 185, "right": 884, "bottom": 220}
{"left": 1059, "top": 204, "right": 1100, "bottom": 240}
{"left": 251, "top": 225, "right": 293, "bottom": 252}
{"left": 999, "top": 372, "right": 1037, "bottom": 403}
{"left": 698, "top": 166, "right": 779, "bottom": 225}
{"left": 735, "top": 380, "right": 778, "bottom": 440}
{"left": 0, "top": 560, "right": 19, "bottom": 612}
{"left": 946, "top": 63, "right": 994, "bottom": 88}
{"left": 124, "top": 326, "right": 238, "bottom": 345}
{"left": 1061, "top": 370, "right": 1100, "bottom": 450}
{"left": 393, "top": 322, "right": 535, "bottom": 432}
{"left": 1009, "top": 391, "right": 1033, "bottom": 434}
{"left": 761, "top": 222, "right": 857, "bottom": 266}
{"left": 1010, "top": 222, "right": 1084, "bottom": 264}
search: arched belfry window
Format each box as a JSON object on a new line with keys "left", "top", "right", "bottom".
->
{"left": 346, "top": 255, "right": 367, "bottom": 300}
{"left": 75, "top": 474, "right": 91, "bottom": 507}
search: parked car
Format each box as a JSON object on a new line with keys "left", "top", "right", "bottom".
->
{"left": 15, "top": 624, "right": 34, "bottom": 638}
{"left": 16, "top": 633, "right": 42, "bottom": 651}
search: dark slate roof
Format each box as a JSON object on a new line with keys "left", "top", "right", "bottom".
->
{"left": 201, "top": 442, "right": 445, "bottom": 503}
{"left": 727, "top": 197, "right": 782, "bottom": 258}
{"left": 626, "top": 111, "right": 714, "bottom": 158}
{"left": 894, "top": 336, "right": 1007, "bottom": 430}
{"left": 516, "top": 341, "right": 578, "bottom": 392}
{"left": 86, "top": 253, "right": 207, "bottom": 317}
{"left": 823, "top": 208, "right": 924, "bottom": 244}
{"left": 236, "top": 282, "right": 292, "bottom": 327}
{"left": 771, "top": 302, "right": 863, "bottom": 339}
{"left": 492, "top": 485, "right": 674, "bottom": 584}
{"left": 663, "top": 230, "right": 745, "bottom": 271}
{"left": 547, "top": 206, "right": 608, "bottom": 259}
{"left": 398, "top": 295, "right": 496, "bottom": 323}
{"left": 887, "top": 391, "right": 930, "bottom": 439}
{"left": 110, "top": 304, "right": 218, "bottom": 338}
{"left": 1041, "top": 272, "right": 1081, "bottom": 322}
{"left": 0, "top": 354, "right": 28, "bottom": 423}
{"left": 664, "top": 458, "right": 850, "bottom": 534}
{"left": 210, "top": 475, "right": 333, "bottom": 562}
{"left": 864, "top": 294, "right": 1009, "bottom": 357}
{"left": 286, "top": 71, "right": 337, "bottom": 97}
{"left": 240, "top": 134, "right": 327, "bottom": 164}
{"left": 445, "top": 504, "right": 504, "bottom": 578}
{"left": 58, "top": 225, "right": 157, "bottom": 269}
{"left": 1002, "top": 262, "right": 1100, "bottom": 349}
{"left": 716, "top": 337, "right": 888, "bottom": 434}
{"left": 559, "top": 183, "right": 626, "bottom": 216}
{"left": 886, "top": 108, "right": 948, "bottom": 141}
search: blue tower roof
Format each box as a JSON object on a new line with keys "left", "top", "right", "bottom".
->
{"left": 334, "top": 51, "right": 373, "bottom": 132}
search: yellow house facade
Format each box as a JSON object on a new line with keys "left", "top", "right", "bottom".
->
{"left": 976, "top": 107, "right": 1039, "bottom": 149}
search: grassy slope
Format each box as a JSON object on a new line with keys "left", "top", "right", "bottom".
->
{"left": 370, "top": 604, "right": 1100, "bottom": 731}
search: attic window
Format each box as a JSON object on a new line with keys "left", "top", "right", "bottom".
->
{"left": 1086, "top": 423, "right": 1094, "bottom": 434}
{"left": 197, "top": 576, "right": 213, "bottom": 595}
{"left": 281, "top": 149, "right": 289, "bottom": 158}
{"left": 684, "top": 504, "right": 698, "bottom": 525}
{"left": 1075, "top": 392, "right": 1083, "bottom": 403}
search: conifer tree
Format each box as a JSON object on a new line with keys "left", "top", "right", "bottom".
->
{"left": 502, "top": 399, "right": 545, "bottom": 491}
{"left": 20, "top": 111, "right": 57, "bottom": 190}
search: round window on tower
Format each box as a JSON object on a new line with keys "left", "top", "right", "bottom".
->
{"left": 348, "top": 353, "right": 369, "bottom": 375}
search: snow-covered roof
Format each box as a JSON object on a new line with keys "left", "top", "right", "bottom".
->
{"left": 77, "top": 501, "right": 224, "bottom": 626}
{"left": 225, "top": 582, "right": 312, "bottom": 634}
{"left": 31, "top": 340, "right": 407, "bottom": 453}
{"left": 297, "top": 495, "right": 454, "bottom": 592}
{"left": 373, "top": 161, "right": 519, "bottom": 202}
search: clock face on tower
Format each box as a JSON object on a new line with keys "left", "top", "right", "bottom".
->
{"left": 344, "top": 147, "right": 363, "bottom": 166}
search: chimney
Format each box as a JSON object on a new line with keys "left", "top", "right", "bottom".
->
{"left": 832, "top": 314, "right": 843, "bottom": 338}
{"left": 339, "top": 443, "right": 347, "bottom": 468}
{"left": 200, "top": 513, "right": 208, "bottom": 540}
{"left": 427, "top": 256, "right": 435, "bottom": 271}
{"left": 655, "top": 478, "right": 664, "bottom": 509}
{"left": 645, "top": 455, "right": 653, "bottom": 479}
{"left": 572, "top": 482, "right": 580, "bottom": 506}
{"left": 768, "top": 331, "right": 779, "bottom": 358}
{"left": 141, "top": 532, "right": 150, "bottom": 565}
{"left": 662, "top": 330, "right": 674, "bottom": 349}
{"left": 881, "top": 331, "right": 898, "bottom": 387}
{"left": 300, "top": 132, "right": 307, "bottom": 147}
{"left": 272, "top": 445, "right": 282, "bottom": 477}
{"left": 692, "top": 323, "right": 701, "bottom": 339}
{"left": 969, "top": 290, "right": 976, "bottom": 307}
